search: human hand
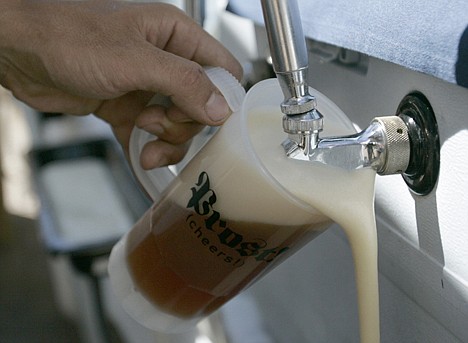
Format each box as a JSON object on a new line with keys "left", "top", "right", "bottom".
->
{"left": 0, "top": 1, "right": 242, "bottom": 168}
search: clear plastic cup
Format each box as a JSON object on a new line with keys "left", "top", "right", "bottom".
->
{"left": 108, "top": 68, "right": 352, "bottom": 333}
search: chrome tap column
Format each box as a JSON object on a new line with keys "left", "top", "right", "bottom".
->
{"left": 261, "top": 0, "right": 323, "bottom": 153}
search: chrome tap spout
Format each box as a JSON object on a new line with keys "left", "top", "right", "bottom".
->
{"left": 282, "top": 116, "right": 411, "bottom": 175}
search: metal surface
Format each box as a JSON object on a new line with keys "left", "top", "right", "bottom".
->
{"left": 260, "top": 0, "right": 412, "bottom": 173}
{"left": 261, "top": 0, "right": 436, "bottom": 181}
{"left": 282, "top": 116, "right": 411, "bottom": 175}
{"left": 261, "top": 0, "right": 323, "bottom": 149}
{"left": 185, "top": 0, "right": 205, "bottom": 26}
{"left": 373, "top": 116, "right": 411, "bottom": 175}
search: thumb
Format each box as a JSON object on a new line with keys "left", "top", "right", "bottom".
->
{"left": 130, "top": 48, "right": 233, "bottom": 125}
{"left": 118, "top": 3, "right": 241, "bottom": 125}
{"left": 159, "top": 55, "right": 232, "bottom": 124}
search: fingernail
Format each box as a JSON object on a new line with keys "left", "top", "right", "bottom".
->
{"left": 205, "top": 92, "right": 230, "bottom": 122}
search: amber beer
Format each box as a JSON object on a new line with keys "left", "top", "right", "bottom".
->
{"left": 125, "top": 171, "right": 328, "bottom": 320}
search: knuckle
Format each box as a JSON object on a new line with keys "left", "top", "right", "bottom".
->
{"left": 178, "top": 63, "right": 206, "bottom": 93}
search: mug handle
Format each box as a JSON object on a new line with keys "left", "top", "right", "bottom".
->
{"left": 128, "top": 67, "right": 246, "bottom": 201}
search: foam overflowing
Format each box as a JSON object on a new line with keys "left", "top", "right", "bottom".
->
{"left": 247, "top": 103, "right": 379, "bottom": 342}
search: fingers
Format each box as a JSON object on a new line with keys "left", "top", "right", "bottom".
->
{"left": 140, "top": 139, "right": 191, "bottom": 170}
{"left": 124, "top": 49, "right": 233, "bottom": 125}
{"left": 116, "top": 4, "right": 243, "bottom": 127}
{"left": 115, "top": 5, "right": 243, "bottom": 168}
{"left": 141, "top": 4, "right": 243, "bottom": 81}
{"left": 135, "top": 104, "right": 205, "bottom": 168}
{"left": 136, "top": 104, "right": 204, "bottom": 145}
{"left": 94, "top": 91, "right": 155, "bottom": 154}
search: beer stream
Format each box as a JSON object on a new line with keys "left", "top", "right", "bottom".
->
{"left": 250, "top": 107, "right": 379, "bottom": 343}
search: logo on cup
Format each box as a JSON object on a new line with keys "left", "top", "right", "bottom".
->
{"left": 186, "top": 172, "right": 290, "bottom": 266}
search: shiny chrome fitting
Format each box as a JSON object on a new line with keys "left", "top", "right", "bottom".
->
{"left": 372, "top": 116, "right": 410, "bottom": 175}
{"left": 282, "top": 115, "right": 411, "bottom": 176}
{"left": 282, "top": 108, "right": 323, "bottom": 154}
{"left": 282, "top": 109, "right": 323, "bottom": 134}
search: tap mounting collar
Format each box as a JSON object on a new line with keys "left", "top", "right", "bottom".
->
{"left": 396, "top": 92, "right": 440, "bottom": 196}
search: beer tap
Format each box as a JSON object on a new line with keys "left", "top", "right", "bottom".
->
{"left": 260, "top": 0, "right": 440, "bottom": 195}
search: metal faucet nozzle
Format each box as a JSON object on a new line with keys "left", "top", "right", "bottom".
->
{"left": 282, "top": 116, "right": 411, "bottom": 175}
